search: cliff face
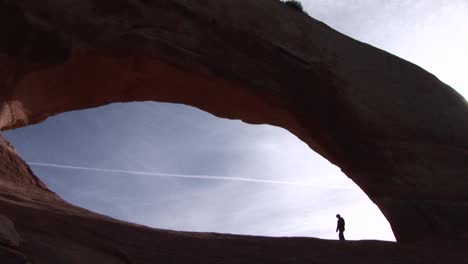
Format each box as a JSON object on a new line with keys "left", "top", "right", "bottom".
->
{"left": 1, "top": 0, "right": 468, "bottom": 262}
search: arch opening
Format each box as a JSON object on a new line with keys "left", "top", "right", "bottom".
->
{"left": 4, "top": 101, "right": 396, "bottom": 241}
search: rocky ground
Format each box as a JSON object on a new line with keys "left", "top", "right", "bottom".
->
{"left": 0, "top": 179, "right": 464, "bottom": 264}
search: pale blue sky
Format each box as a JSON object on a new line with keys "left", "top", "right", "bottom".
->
{"left": 302, "top": 0, "right": 467, "bottom": 98}
{"left": 5, "top": 102, "right": 394, "bottom": 240}
{"left": 3, "top": 1, "right": 467, "bottom": 242}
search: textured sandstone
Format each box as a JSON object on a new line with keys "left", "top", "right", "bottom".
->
{"left": 0, "top": 215, "right": 20, "bottom": 247}
{"left": 0, "top": 0, "right": 467, "bottom": 262}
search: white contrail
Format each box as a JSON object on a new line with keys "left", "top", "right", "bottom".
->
{"left": 26, "top": 161, "right": 353, "bottom": 189}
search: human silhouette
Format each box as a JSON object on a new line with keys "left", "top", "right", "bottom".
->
{"left": 336, "top": 214, "right": 345, "bottom": 240}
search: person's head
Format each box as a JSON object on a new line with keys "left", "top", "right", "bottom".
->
{"left": 336, "top": 214, "right": 341, "bottom": 219}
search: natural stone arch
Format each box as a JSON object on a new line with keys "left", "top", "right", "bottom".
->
{"left": 0, "top": 0, "right": 467, "bottom": 245}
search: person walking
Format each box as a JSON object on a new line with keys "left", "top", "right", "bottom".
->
{"left": 336, "top": 214, "right": 345, "bottom": 240}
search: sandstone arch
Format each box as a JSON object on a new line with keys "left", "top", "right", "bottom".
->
{"left": 1, "top": 0, "right": 467, "bottom": 249}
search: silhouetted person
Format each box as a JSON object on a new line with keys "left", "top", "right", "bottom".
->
{"left": 336, "top": 214, "right": 345, "bottom": 240}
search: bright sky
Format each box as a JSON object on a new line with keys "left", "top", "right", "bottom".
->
{"left": 4, "top": 102, "right": 395, "bottom": 241}
{"left": 3, "top": 1, "right": 467, "bottom": 243}
{"left": 302, "top": 0, "right": 468, "bottom": 99}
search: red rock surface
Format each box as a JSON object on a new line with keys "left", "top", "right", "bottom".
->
{"left": 0, "top": 0, "right": 467, "bottom": 262}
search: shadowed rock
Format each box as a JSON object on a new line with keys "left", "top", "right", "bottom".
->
{"left": 0, "top": 0, "right": 467, "bottom": 262}
{"left": 0, "top": 215, "right": 21, "bottom": 247}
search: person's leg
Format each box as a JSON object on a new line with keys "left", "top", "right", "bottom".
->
{"left": 339, "top": 231, "right": 345, "bottom": 240}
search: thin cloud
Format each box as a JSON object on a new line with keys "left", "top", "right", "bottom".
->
{"left": 27, "top": 161, "right": 353, "bottom": 189}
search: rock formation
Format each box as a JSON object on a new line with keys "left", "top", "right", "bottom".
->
{"left": 0, "top": 0, "right": 467, "bottom": 262}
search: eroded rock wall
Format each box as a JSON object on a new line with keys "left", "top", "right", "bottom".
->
{"left": 0, "top": 0, "right": 467, "bottom": 248}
